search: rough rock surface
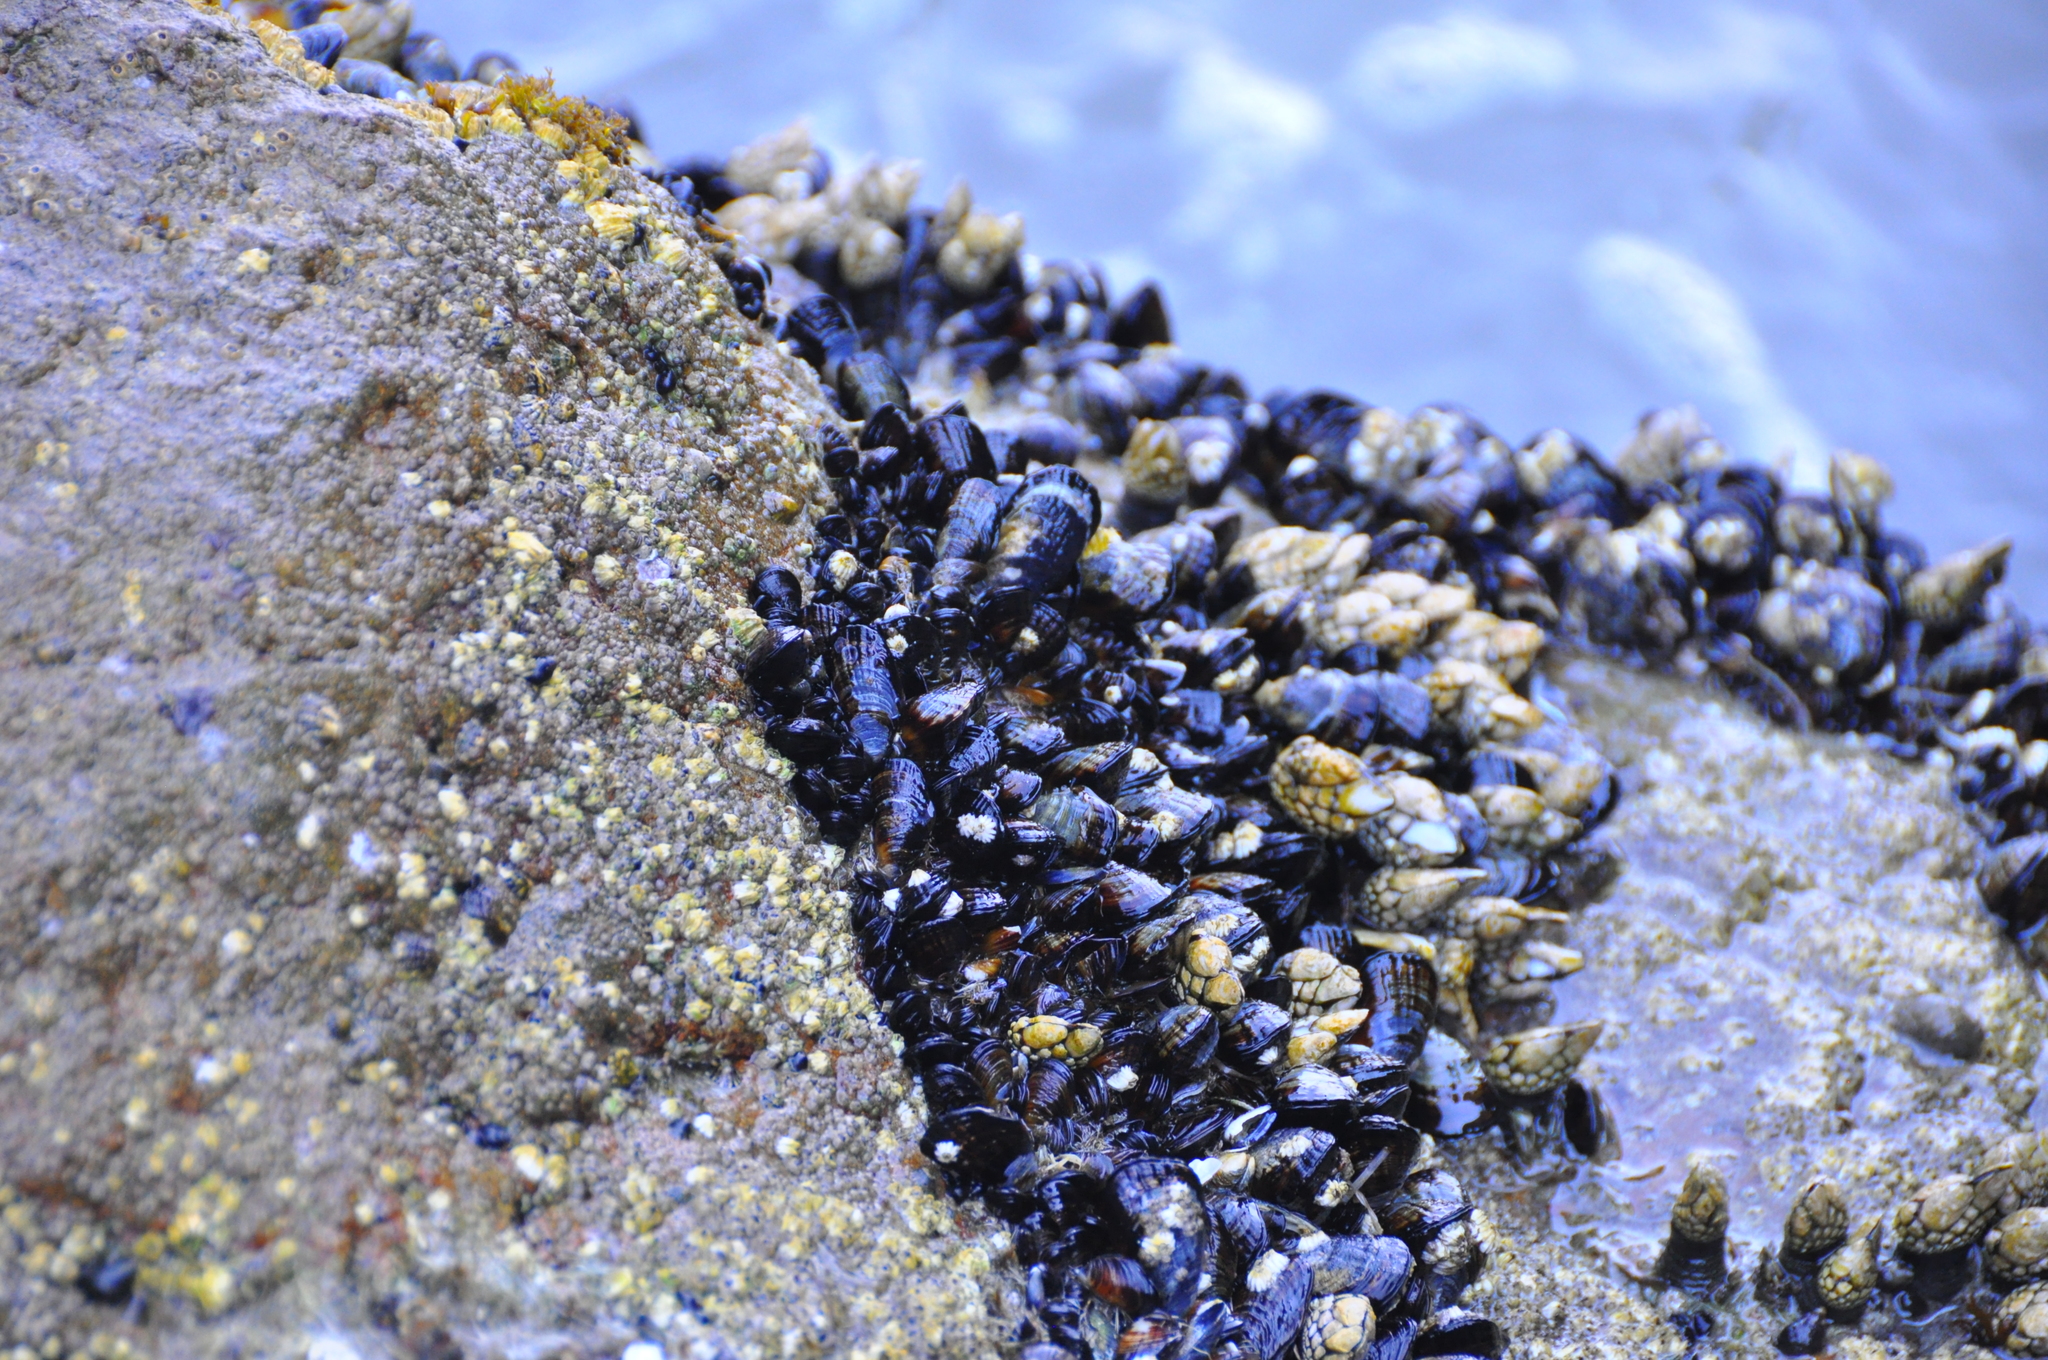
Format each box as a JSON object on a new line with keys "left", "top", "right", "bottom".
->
{"left": 3, "top": 4, "right": 2043, "bottom": 1360}
{"left": 0, "top": 3, "right": 1016, "bottom": 1356}
{"left": 1454, "top": 660, "right": 2045, "bottom": 1360}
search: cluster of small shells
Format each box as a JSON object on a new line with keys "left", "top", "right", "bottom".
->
{"left": 1639, "top": 1131, "right": 2048, "bottom": 1355}
{"left": 714, "top": 123, "right": 1652, "bottom": 1359}
{"left": 697, "top": 120, "right": 2048, "bottom": 1358}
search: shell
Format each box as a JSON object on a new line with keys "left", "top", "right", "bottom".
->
{"left": 1078, "top": 527, "right": 1176, "bottom": 618}
{"left": 1270, "top": 948, "right": 1363, "bottom": 1019}
{"left": 1248, "top": 1126, "right": 1352, "bottom": 1211}
{"left": 1173, "top": 934, "right": 1245, "bottom": 1009}
{"left": 1008, "top": 1014, "right": 1104, "bottom": 1062}
{"left": 1468, "top": 784, "right": 1581, "bottom": 855}
{"left": 1081, "top": 1254, "right": 1156, "bottom": 1314}
{"left": 1481, "top": 1021, "right": 1602, "bottom": 1098}
{"left": 1779, "top": 1176, "right": 1849, "bottom": 1269}
{"left": 1902, "top": 537, "right": 2010, "bottom": 630}
{"left": 833, "top": 623, "right": 900, "bottom": 763}
{"left": 1979, "top": 832, "right": 2048, "bottom": 931}
{"left": 1991, "top": 1282, "right": 2048, "bottom": 1359}
{"left": 1986, "top": 1209, "right": 2048, "bottom": 1290}
{"left": 1222, "top": 526, "right": 1371, "bottom": 600}
{"left": 1814, "top": 1219, "right": 1880, "bottom": 1318}
{"left": 1754, "top": 562, "right": 1890, "bottom": 683}
{"left": 1107, "top": 1158, "right": 1211, "bottom": 1316}
{"left": 1656, "top": 1160, "right": 1731, "bottom": 1294}
{"left": 1119, "top": 419, "right": 1189, "bottom": 526}
{"left": 1345, "top": 866, "right": 1486, "bottom": 934}
{"left": 979, "top": 466, "right": 1101, "bottom": 626}
{"left": 1269, "top": 736, "right": 1393, "bottom": 839}
{"left": 1029, "top": 785, "right": 1119, "bottom": 864}
{"left": 1360, "top": 950, "right": 1438, "bottom": 1069}
{"left": 1297, "top": 1293, "right": 1375, "bottom": 1360}
{"left": 1892, "top": 1170, "right": 2001, "bottom": 1256}
{"left": 1358, "top": 773, "right": 1464, "bottom": 867}
{"left": 1150, "top": 1003, "right": 1220, "bottom": 1074}
{"left": 899, "top": 679, "right": 986, "bottom": 765}
{"left": 935, "top": 477, "right": 1008, "bottom": 563}
{"left": 1304, "top": 1234, "right": 1413, "bottom": 1309}
{"left": 1669, "top": 1161, "right": 1731, "bottom": 1247}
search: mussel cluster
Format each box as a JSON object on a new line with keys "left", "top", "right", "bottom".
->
{"left": 680, "top": 124, "right": 2048, "bottom": 962}
{"left": 721, "top": 149, "right": 1646, "bottom": 1355}
{"left": 737, "top": 452, "right": 1619, "bottom": 1357}
{"left": 701, "top": 119, "right": 2048, "bottom": 1357}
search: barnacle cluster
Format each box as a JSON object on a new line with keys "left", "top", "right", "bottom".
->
{"left": 1643, "top": 1133, "right": 2048, "bottom": 1356}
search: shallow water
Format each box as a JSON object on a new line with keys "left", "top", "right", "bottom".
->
{"left": 423, "top": 0, "right": 2048, "bottom": 604}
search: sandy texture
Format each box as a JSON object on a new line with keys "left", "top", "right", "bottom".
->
{"left": 0, "top": 3, "right": 1017, "bottom": 1357}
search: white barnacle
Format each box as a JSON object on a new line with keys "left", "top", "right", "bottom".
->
{"left": 1189, "top": 1157, "right": 1223, "bottom": 1184}
{"left": 1139, "top": 1229, "right": 1175, "bottom": 1265}
{"left": 1246, "top": 1249, "right": 1290, "bottom": 1292}
{"left": 1186, "top": 433, "right": 1233, "bottom": 483}
{"left": 1106, "top": 1065, "right": 1139, "bottom": 1091}
{"left": 933, "top": 1140, "right": 961, "bottom": 1163}
{"left": 936, "top": 892, "right": 963, "bottom": 920}
{"left": 906, "top": 868, "right": 931, "bottom": 888}
{"left": 957, "top": 812, "right": 1000, "bottom": 843}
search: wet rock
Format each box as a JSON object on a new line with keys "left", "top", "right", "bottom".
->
{"left": 1453, "top": 660, "right": 2045, "bottom": 1358}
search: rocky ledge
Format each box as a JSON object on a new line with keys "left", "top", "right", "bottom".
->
{"left": 0, "top": 3, "right": 2040, "bottom": 1360}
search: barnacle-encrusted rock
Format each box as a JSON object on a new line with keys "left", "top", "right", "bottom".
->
{"left": 0, "top": 3, "right": 1021, "bottom": 1356}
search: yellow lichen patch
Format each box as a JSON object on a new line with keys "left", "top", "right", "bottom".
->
{"left": 234, "top": 247, "right": 271, "bottom": 274}
{"left": 494, "top": 72, "right": 632, "bottom": 164}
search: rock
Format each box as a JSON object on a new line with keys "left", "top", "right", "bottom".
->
{"left": 3, "top": 3, "right": 2043, "bottom": 1359}
{"left": 1454, "top": 660, "right": 2045, "bottom": 1358}
{"left": 0, "top": 1, "right": 1017, "bottom": 1356}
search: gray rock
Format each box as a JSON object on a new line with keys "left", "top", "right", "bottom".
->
{"left": 0, "top": 1, "right": 1017, "bottom": 1355}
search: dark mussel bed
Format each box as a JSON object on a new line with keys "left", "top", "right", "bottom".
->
{"left": 694, "top": 129, "right": 2048, "bottom": 1359}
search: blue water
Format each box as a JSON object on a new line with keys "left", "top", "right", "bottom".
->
{"left": 424, "top": 0, "right": 2048, "bottom": 605}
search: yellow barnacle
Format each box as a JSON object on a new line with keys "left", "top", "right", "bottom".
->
{"left": 1008, "top": 1015, "right": 1102, "bottom": 1061}
{"left": 585, "top": 201, "right": 641, "bottom": 242}
{"left": 650, "top": 233, "right": 691, "bottom": 270}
